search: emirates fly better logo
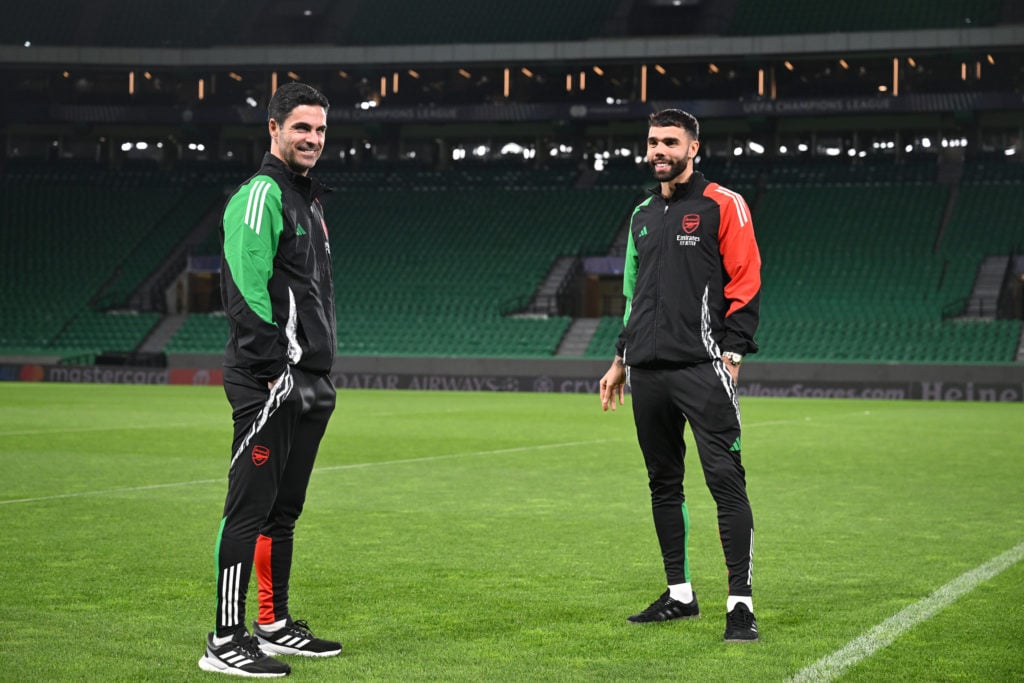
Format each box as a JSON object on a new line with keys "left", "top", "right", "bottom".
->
{"left": 252, "top": 445, "right": 270, "bottom": 466}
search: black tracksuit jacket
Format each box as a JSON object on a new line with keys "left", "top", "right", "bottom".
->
{"left": 616, "top": 171, "right": 761, "bottom": 368}
{"left": 220, "top": 153, "right": 336, "bottom": 382}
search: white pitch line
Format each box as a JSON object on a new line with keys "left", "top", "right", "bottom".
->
{"left": 0, "top": 438, "right": 616, "bottom": 506}
{"left": 788, "top": 541, "right": 1024, "bottom": 683}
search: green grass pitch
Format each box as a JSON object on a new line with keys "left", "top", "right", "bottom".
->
{"left": 1, "top": 383, "right": 1022, "bottom": 681}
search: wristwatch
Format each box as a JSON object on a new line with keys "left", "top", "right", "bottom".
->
{"left": 722, "top": 352, "right": 744, "bottom": 367}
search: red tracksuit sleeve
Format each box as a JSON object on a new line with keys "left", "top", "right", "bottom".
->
{"left": 714, "top": 186, "right": 761, "bottom": 355}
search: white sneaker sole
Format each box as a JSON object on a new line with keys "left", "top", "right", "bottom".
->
{"left": 197, "top": 653, "right": 289, "bottom": 677}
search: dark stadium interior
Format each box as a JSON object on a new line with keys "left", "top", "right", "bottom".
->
{"left": 1, "top": 0, "right": 1022, "bottom": 370}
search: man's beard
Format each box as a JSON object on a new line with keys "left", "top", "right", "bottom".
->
{"left": 649, "top": 157, "right": 688, "bottom": 182}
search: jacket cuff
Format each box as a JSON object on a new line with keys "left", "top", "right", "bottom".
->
{"left": 252, "top": 358, "right": 289, "bottom": 384}
{"left": 720, "top": 333, "right": 758, "bottom": 356}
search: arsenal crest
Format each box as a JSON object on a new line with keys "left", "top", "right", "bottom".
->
{"left": 682, "top": 213, "right": 701, "bottom": 234}
{"left": 252, "top": 445, "right": 270, "bottom": 466}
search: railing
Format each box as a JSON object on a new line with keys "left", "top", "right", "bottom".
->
{"left": 504, "top": 255, "right": 583, "bottom": 317}
{"left": 996, "top": 247, "right": 1020, "bottom": 319}
{"left": 554, "top": 257, "right": 583, "bottom": 317}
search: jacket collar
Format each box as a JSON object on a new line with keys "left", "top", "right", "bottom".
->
{"left": 648, "top": 170, "right": 706, "bottom": 202}
{"left": 260, "top": 152, "right": 332, "bottom": 201}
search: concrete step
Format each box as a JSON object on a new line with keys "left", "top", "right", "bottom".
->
{"left": 556, "top": 317, "right": 602, "bottom": 356}
{"left": 138, "top": 314, "right": 188, "bottom": 354}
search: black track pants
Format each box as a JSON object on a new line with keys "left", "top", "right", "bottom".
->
{"left": 629, "top": 361, "right": 753, "bottom": 596}
{"left": 214, "top": 365, "right": 336, "bottom": 637}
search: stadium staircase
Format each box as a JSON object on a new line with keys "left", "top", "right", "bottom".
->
{"left": 556, "top": 318, "right": 602, "bottom": 357}
{"left": 519, "top": 256, "right": 581, "bottom": 317}
{"left": 129, "top": 199, "right": 224, "bottom": 313}
{"left": 138, "top": 314, "right": 188, "bottom": 355}
{"left": 959, "top": 256, "right": 1012, "bottom": 318}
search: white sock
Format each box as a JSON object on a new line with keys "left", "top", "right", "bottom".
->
{"left": 668, "top": 582, "right": 694, "bottom": 604}
{"left": 212, "top": 633, "right": 235, "bottom": 647}
{"left": 727, "top": 595, "right": 753, "bottom": 612}
{"left": 257, "top": 618, "right": 288, "bottom": 633}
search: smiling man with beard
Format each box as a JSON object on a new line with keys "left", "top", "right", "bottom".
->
{"left": 199, "top": 82, "right": 343, "bottom": 677}
{"left": 599, "top": 109, "right": 763, "bottom": 642}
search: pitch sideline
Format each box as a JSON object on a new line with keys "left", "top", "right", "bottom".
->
{"left": 788, "top": 540, "right": 1024, "bottom": 682}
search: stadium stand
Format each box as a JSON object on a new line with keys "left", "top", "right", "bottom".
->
{"left": 2, "top": 1, "right": 1021, "bottom": 368}
{"left": 584, "top": 316, "right": 627, "bottom": 359}
{"left": 938, "top": 170, "right": 1024, "bottom": 312}
{"left": 160, "top": 168, "right": 602, "bottom": 357}
{"left": 50, "top": 310, "right": 163, "bottom": 357}
{"left": 164, "top": 313, "right": 229, "bottom": 354}
{"left": 312, "top": 180, "right": 634, "bottom": 358}
{"left": 730, "top": 174, "right": 1021, "bottom": 363}
{"left": 4, "top": 155, "right": 1020, "bottom": 364}
{"left": 0, "top": 161, "right": 218, "bottom": 357}
{"left": 165, "top": 164, "right": 637, "bottom": 358}
{"left": 583, "top": 159, "right": 1023, "bottom": 363}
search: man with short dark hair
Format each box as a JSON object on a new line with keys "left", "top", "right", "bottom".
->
{"left": 599, "top": 108, "right": 762, "bottom": 642}
{"left": 199, "top": 82, "right": 342, "bottom": 677}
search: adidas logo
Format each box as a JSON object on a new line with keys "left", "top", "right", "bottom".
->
{"left": 274, "top": 635, "right": 311, "bottom": 648}
{"left": 219, "top": 648, "right": 255, "bottom": 667}
{"left": 638, "top": 226, "right": 648, "bottom": 238}
{"left": 295, "top": 223, "right": 307, "bottom": 236}
{"left": 729, "top": 436, "right": 741, "bottom": 452}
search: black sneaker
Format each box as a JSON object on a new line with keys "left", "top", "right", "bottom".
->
{"left": 198, "top": 630, "right": 291, "bottom": 677}
{"left": 627, "top": 590, "right": 700, "bottom": 623}
{"left": 724, "top": 603, "right": 759, "bottom": 642}
{"left": 254, "top": 619, "right": 342, "bottom": 658}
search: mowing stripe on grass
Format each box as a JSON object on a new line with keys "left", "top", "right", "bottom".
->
{"left": 0, "top": 421, "right": 216, "bottom": 437}
{"left": 0, "top": 408, "right": 874, "bottom": 438}
{"left": 0, "top": 438, "right": 616, "bottom": 505}
{"left": 0, "top": 410, "right": 871, "bottom": 505}
{"left": 788, "top": 540, "right": 1024, "bottom": 683}
{"left": 314, "top": 438, "right": 619, "bottom": 473}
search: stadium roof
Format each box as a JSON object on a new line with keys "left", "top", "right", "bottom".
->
{"left": 2, "top": 25, "right": 1022, "bottom": 68}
